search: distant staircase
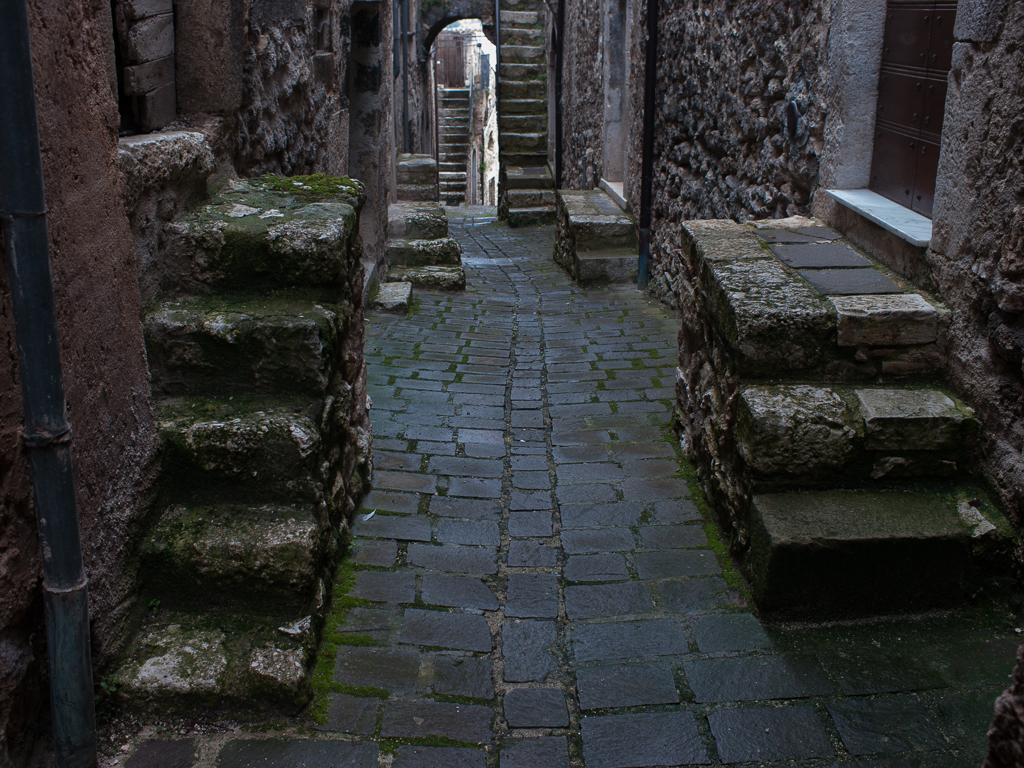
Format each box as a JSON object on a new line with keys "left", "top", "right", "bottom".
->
{"left": 437, "top": 87, "right": 470, "bottom": 205}
{"left": 498, "top": 5, "right": 554, "bottom": 226}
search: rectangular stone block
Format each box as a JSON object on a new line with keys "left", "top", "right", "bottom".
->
{"left": 123, "top": 0, "right": 172, "bottom": 20}
{"left": 123, "top": 55, "right": 174, "bottom": 95}
{"left": 856, "top": 388, "right": 971, "bottom": 450}
{"left": 136, "top": 83, "right": 176, "bottom": 132}
{"left": 771, "top": 243, "right": 871, "bottom": 268}
{"left": 831, "top": 294, "right": 938, "bottom": 347}
{"left": 798, "top": 268, "right": 902, "bottom": 295}
{"left": 126, "top": 13, "right": 174, "bottom": 62}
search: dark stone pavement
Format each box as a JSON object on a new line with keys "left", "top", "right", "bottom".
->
{"left": 118, "top": 215, "right": 1019, "bottom": 767}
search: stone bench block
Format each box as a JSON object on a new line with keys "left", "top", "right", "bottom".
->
{"left": 388, "top": 202, "right": 448, "bottom": 240}
{"left": 387, "top": 266, "right": 466, "bottom": 291}
{"left": 508, "top": 189, "right": 555, "bottom": 208}
{"left": 856, "top": 388, "right": 974, "bottom": 450}
{"left": 554, "top": 190, "right": 637, "bottom": 285}
{"left": 831, "top": 294, "right": 938, "bottom": 347}
{"left": 372, "top": 282, "right": 412, "bottom": 314}
{"left": 749, "top": 489, "right": 1010, "bottom": 617}
{"left": 145, "top": 297, "right": 342, "bottom": 398}
{"left": 503, "top": 164, "right": 553, "bottom": 190}
{"left": 387, "top": 237, "right": 463, "bottom": 268}
{"left": 396, "top": 183, "right": 437, "bottom": 202}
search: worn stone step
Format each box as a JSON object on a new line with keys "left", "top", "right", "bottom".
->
{"left": 165, "top": 177, "right": 365, "bottom": 295}
{"left": 387, "top": 265, "right": 466, "bottom": 291}
{"left": 507, "top": 188, "right": 555, "bottom": 208}
{"left": 144, "top": 296, "right": 343, "bottom": 399}
{"left": 502, "top": 44, "right": 545, "bottom": 61}
{"left": 555, "top": 188, "right": 637, "bottom": 248}
{"left": 499, "top": 10, "right": 539, "bottom": 25}
{"left": 156, "top": 398, "right": 324, "bottom": 504}
{"left": 388, "top": 201, "right": 448, "bottom": 240}
{"left": 504, "top": 27, "right": 543, "bottom": 45}
{"left": 501, "top": 62, "right": 545, "bottom": 81}
{"left": 440, "top": 171, "right": 468, "bottom": 181}
{"left": 396, "top": 154, "right": 437, "bottom": 186}
{"left": 371, "top": 281, "right": 412, "bottom": 314}
{"left": 113, "top": 611, "right": 313, "bottom": 715}
{"left": 439, "top": 162, "right": 463, "bottom": 172}
{"left": 500, "top": 99, "right": 547, "bottom": 116}
{"left": 736, "top": 385, "right": 976, "bottom": 485}
{"left": 502, "top": 164, "right": 553, "bottom": 190}
{"left": 141, "top": 502, "right": 325, "bottom": 612}
{"left": 506, "top": 206, "right": 556, "bottom": 227}
{"left": 501, "top": 132, "right": 547, "bottom": 153}
{"left": 396, "top": 183, "right": 437, "bottom": 203}
{"left": 749, "top": 487, "right": 1012, "bottom": 617}
{"left": 502, "top": 80, "right": 547, "bottom": 100}
{"left": 501, "top": 116, "right": 547, "bottom": 135}
{"left": 441, "top": 152, "right": 469, "bottom": 164}
{"left": 387, "top": 237, "right": 463, "bottom": 268}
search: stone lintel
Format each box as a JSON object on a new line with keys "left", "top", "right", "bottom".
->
{"left": 855, "top": 388, "right": 971, "bottom": 450}
{"left": 831, "top": 294, "right": 938, "bottom": 347}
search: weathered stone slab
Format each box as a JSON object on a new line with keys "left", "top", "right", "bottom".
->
{"left": 387, "top": 238, "right": 463, "bottom": 268}
{"left": 736, "top": 385, "right": 856, "bottom": 476}
{"left": 561, "top": 528, "right": 634, "bottom": 554}
{"left": 349, "top": 539, "right": 397, "bottom": 566}
{"left": 683, "top": 655, "right": 832, "bottom": 702}
{"left": 575, "top": 662, "right": 679, "bottom": 709}
{"left": 691, "top": 613, "right": 772, "bottom": 653}
{"left": 831, "top": 294, "right": 938, "bottom": 347}
{"left": 708, "top": 705, "right": 834, "bottom": 762}
{"left": 371, "top": 282, "right": 412, "bottom": 314}
{"left": 399, "top": 609, "right": 492, "bottom": 652}
{"left": 571, "top": 619, "right": 688, "bottom": 663}
{"left": 388, "top": 266, "right": 466, "bottom": 291}
{"left": 827, "top": 698, "right": 948, "bottom": 755}
{"left": 420, "top": 654, "right": 494, "bottom": 699}
{"left": 639, "top": 524, "right": 708, "bottom": 549}
{"left": 564, "top": 582, "right": 654, "bottom": 620}
{"left": 218, "top": 739, "right": 377, "bottom": 768}
{"left": 125, "top": 739, "right": 194, "bottom": 768}
{"left": 702, "top": 257, "right": 835, "bottom": 375}
{"left": 388, "top": 201, "right": 447, "bottom": 240}
{"left": 350, "top": 571, "right": 415, "bottom": 604}
{"left": 396, "top": 154, "right": 439, "bottom": 186}
{"left": 506, "top": 573, "right": 559, "bottom": 618}
{"left": 503, "top": 688, "right": 569, "bottom": 727}
{"left": 393, "top": 746, "right": 486, "bottom": 768}
{"left": 798, "top": 268, "right": 902, "bottom": 295}
{"left": 580, "top": 712, "right": 708, "bottom": 768}
{"left": 771, "top": 243, "right": 872, "bottom": 268}
{"left": 408, "top": 543, "right": 498, "bottom": 575}
{"left": 507, "top": 540, "right": 558, "bottom": 567}
{"left": 856, "top": 388, "right": 971, "bottom": 450}
{"left": 381, "top": 700, "right": 493, "bottom": 743}
{"left": 634, "top": 550, "right": 721, "bottom": 579}
{"left": 334, "top": 647, "right": 420, "bottom": 692}
{"left": 420, "top": 573, "right": 499, "bottom": 611}
{"left": 503, "top": 620, "right": 559, "bottom": 681}
{"left": 322, "top": 693, "right": 381, "bottom": 734}
{"left": 563, "top": 554, "right": 629, "bottom": 582}
{"left": 355, "top": 513, "right": 431, "bottom": 541}
{"left": 500, "top": 737, "right": 570, "bottom": 768}
{"left": 118, "top": 625, "right": 228, "bottom": 702}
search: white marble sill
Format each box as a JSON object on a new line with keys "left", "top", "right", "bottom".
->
{"left": 825, "top": 189, "right": 932, "bottom": 248}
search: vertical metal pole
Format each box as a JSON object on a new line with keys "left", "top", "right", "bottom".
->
{"left": 554, "top": 0, "right": 564, "bottom": 188}
{"left": 400, "top": 0, "right": 411, "bottom": 153}
{"left": 0, "top": 2, "right": 97, "bottom": 767}
{"left": 637, "top": 0, "right": 659, "bottom": 290}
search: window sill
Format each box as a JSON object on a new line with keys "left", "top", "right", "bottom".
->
{"left": 825, "top": 189, "right": 932, "bottom": 248}
{"left": 600, "top": 178, "right": 627, "bottom": 212}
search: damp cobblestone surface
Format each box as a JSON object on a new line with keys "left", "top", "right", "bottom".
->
{"left": 114, "top": 215, "right": 1020, "bottom": 767}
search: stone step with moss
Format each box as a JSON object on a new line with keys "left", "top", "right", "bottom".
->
{"left": 502, "top": 164, "right": 553, "bottom": 191}
{"left": 501, "top": 116, "right": 548, "bottom": 136}
{"left": 140, "top": 502, "right": 328, "bottom": 614}
{"left": 553, "top": 189, "right": 637, "bottom": 284}
{"left": 156, "top": 398, "right": 329, "bottom": 506}
{"left": 396, "top": 154, "right": 437, "bottom": 188}
{"left": 749, "top": 486, "right": 1013, "bottom": 618}
{"left": 113, "top": 610, "right": 316, "bottom": 715}
{"left": 501, "top": 132, "right": 548, "bottom": 155}
{"left": 736, "top": 384, "right": 977, "bottom": 488}
{"left": 504, "top": 27, "right": 543, "bottom": 45}
{"left": 505, "top": 206, "right": 556, "bottom": 227}
{"left": 507, "top": 189, "right": 555, "bottom": 209}
{"left": 161, "top": 176, "right": 365, "bottom": 297}
{"left": 386, "top": 237, "right": 463, "bottom": 268}
{"left": 386, "top": 265, "right": 466, "bottom": 291}
{"left": 388, "top": 202, "right": 448, "bottom": 241}
{"left": 502, "top": 80, "right": 547, "bottom": 100}
{"left": 145, "top": 295, "right": 348, "bottom": 398}
{"left": 500, "top": 62, "right": 546, "bottom": 81}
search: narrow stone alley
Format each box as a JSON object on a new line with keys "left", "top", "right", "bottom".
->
{"left": 115, "top": 217, "right": 1019, "bottom": 767}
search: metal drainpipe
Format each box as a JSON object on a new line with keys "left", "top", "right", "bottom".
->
{"left": 400, "top": 0, "right": 411, "bottom": 153}
{"left": 637, "top": 0, "right": 659, "bottom": 290}
{"left": 0, "top": 2, "right": 97, "bottom": 767}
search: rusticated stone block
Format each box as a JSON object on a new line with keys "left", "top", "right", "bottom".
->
{"left": 830, "top": 294, "right": 938, "bottom": 347}
{"left": 856, "top": 388, "right": 974, "bottom": 450}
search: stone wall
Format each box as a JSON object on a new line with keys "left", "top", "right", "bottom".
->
{"left": 0, "top": 0, "right": 157, "bottom": 763}
{"left": 928, "top": 1, "right": 1024, "bottom": 530}
{"left": 559, "top": 0, "right": 602, "bottom": 190}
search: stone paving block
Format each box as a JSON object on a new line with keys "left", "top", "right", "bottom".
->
{"left": 572, "top": 619, "right": 688, "bottom": 663}
{"left": 430, "top": 496, "right": 502, "bottom": 520}
{"left": 622, "top": 458, "right": 680, "bottom": 477}
{"left": 435, "top": 519, "right": 500, "bottom": 547}
{"left": 635, "top": 550, "right": 722, "bottom": 579}
{"left": 355, "top": 514, "right": 432, "bottom": 542}
{"left": 560, "top": 502, "right": 644, "bottom": 528}
{"left": 856, "top": 388, "right": 969, "bottom": 451}
{"left": 561, "top": 528, "right": 635, "bottom": 554}
{"left": 500, "top": 737, "right": 570, "bottom": 768}
{"left": 508, "top": 511, "right": 554, "bottom": 536}
{"left": 504, "top": 620, "right": 559, "bottom": 681}
{"left": 408, "top": 543, "right": 498, "bottom": 574}
{"left": 504, "top": 687, "right": 569, "bottom": 727}
{"left": 336, "top": 607, "right": 394, "bottom": 638}
{"left": 684, "top": 655, "right": 833, "bottom": 702}
{"left": 126, "top": 739, "right": 194, "bottom": 768}
{"left": 580, "top": 712, "right": 709, "bottom": 768}
{"left": 350, "top": 539, "right": 398, "bottom": 567}
{"left": 639, "top": 524, "right": 708, "bottom": 550}
{"left": 827, "top": 698, "right": 948, "bottom": 755}
{"left": 508, "top": 540, "right": 558, "bottom": 567}
{"left": 575, "top": 662, "right": 679, "bottom": 709}
{"left": 381, "top": 700, "right": 493, "bottom": 744}
{"left": 650, "top": 499, "right": 702, "bottom": 523}
{"left": 392, "top": 746, "right": 486, "bottom": 768}
{"left": 374, "top": 470, "right": 438, "bottom": 495}
{"left": 218, "top": 740, "right": 378, "bottom": 768}
{"left": 506, "top": 573, "right": 560, "bottom": 618}
{"left": 321, "top": 693, "right": 381, "bottom": 734}
{"left": 427, "top": 456, "right": 504, "bottom": 477}
{"left": 448, "top": 477, "right": 502, "bottom": 498}
{"left": 824, "top": 649, "right": 950, "bottom": 696}
{"left": 708, "top": 705, "right": 834, "bottom": 762}
{"left": 831, "top": 294, "right": 938, "bottom": 347}
{"left": 556, "top": 483, "right": 618, "bottom": 504}
{"left": 334, "top": 647, "right": 420, "bottom": 692}
{"left": 363, "top": 490, "right": 420, "bottom": 515}
{"left": 510, "top": 490, "right": 552, "bottom": 510}
{"left": 564, "top": 582, "right": 654, "bottom": 619}
{"left": 619, "top": 478, "right": 691, "bottom": 500}
{"left": 400, "top": 609, "right": 492, "bottom": 652}
{"left": 771, "top": 242, "right": 872, "bottom": 268}
{"left": 691, "top": 613, "right": 773, "bottom": 653}
{"left": 464, "top": 442, "right": 506, "bottom": 458}
{"left": 553, "top": 445, "right": 608, "bottom": 463}
{"left": 799, "top": 268, "right": 902, "bottom": 295}
{"left": 351, "top": 571, "right": 416, "bottom": 604}
{"left": 512, "top": 470, "right": 552, "bottom": 490}
{"left": 420, "top": 573, "right": 499, "bottom": 611}
{"left": 555, "top": 463, "right": 624, "bottom": 484}
{"left": 421, "top": 654, "right": 494, "bottom": 699}
{"left": 756, "top": 229, "right": 822, "bottom": 244}
{"left": 563, "top": 554, "right": 629, "bottom": 582}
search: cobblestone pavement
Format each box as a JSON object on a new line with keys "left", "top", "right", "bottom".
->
{"left": 114, "top": 217, "right": 1019, "bottom": 767}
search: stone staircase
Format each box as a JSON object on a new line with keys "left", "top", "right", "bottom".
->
{"left": 113, "top": 175, "right": 373, "bottom": 714}
{"left": 675, "top": 218, "right": 1013, "bottom": 618}
{"left": 437, "top": 87, "right": 470, "bottom": 205}
{"left": 382, "top": 201, "right": 465, "bottom": 306}
{"left": 553, "top": 188, "right": 637, "bottom": 284}
{"left": 396, "top": 153, "right": 437, "bottom": 202}
{"left": 498, "top": 6, "right": 554, "bottom": 226}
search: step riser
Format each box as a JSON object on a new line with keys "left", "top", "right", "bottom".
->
{"left": 387, "top": 237, "right": 464, "bottom": 268}
{"left": 388, "top": 202, "right": 449, "bottom": 240}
